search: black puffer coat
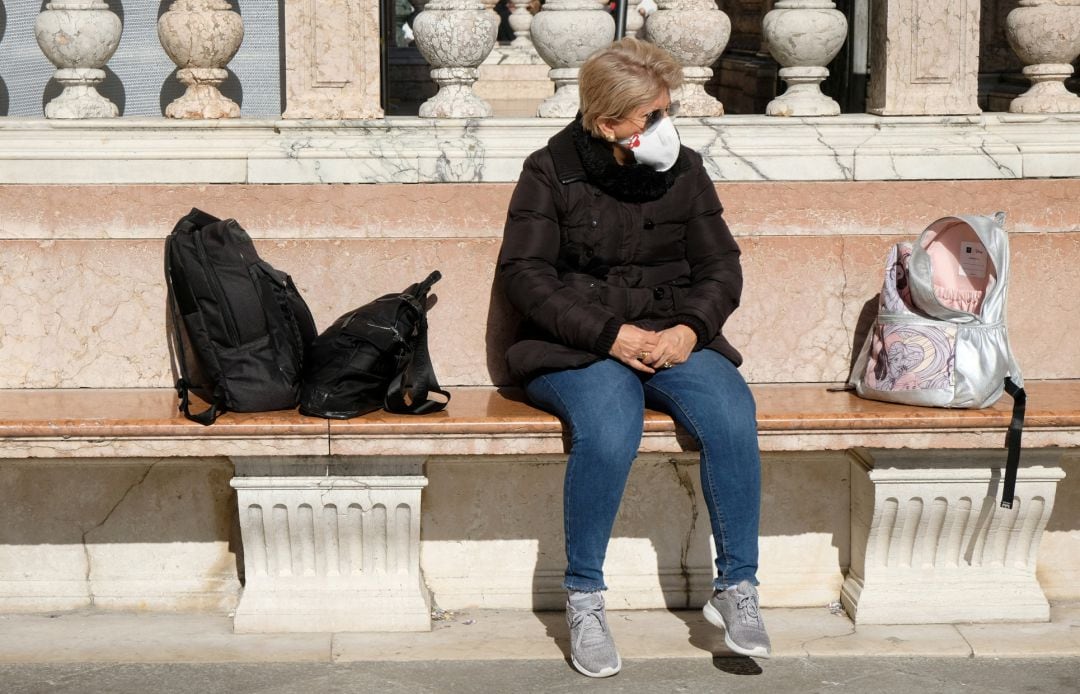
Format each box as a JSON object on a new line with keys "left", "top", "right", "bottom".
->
{"left": 497, "top": 118, "right": 744, "bottom": 384}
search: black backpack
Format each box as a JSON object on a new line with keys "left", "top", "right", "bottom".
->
{"left": 299, "top": 271, "right": 450, "bottom": 419}
{"left": 165, "top": 208, "right": 317, "bottom": 424}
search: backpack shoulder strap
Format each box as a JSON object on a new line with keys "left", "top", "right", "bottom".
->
{"left": 384, "top": 314, "right": 451, "bottom": 415}
{"left": 1000, "top": 377, "right": 1026, "bottom": 509}
{"left": 164, "top": 222, "right": 225, "bottom": 426}
{"left": 384, "top": 271, "right": 450, "bottom": 415}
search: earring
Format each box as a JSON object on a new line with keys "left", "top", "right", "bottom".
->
{"left": 605, "top": 133, "right": 615, "bottom": 142}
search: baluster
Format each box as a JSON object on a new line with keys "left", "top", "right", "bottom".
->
{"left": 762, "top": 0, "right": 847, "bottom": 116}
{"left": 508, "top": 0, "right": 539, "bottom": 52}
{"left": 1005, "top": 0, "right": 1080, "bottom": 113}
{"left": 34, "top": 1, "right": 122, "bottom": 119}
{"left": 626, "top": 0, "right": 645, "bottom": 39}
{"left": 158, "top": 0, "right": 245, "bottom": 119}
{"left": 531, "top": 0, "right": 615, "bottom": 118}
{"left": 413, "top": 0, "right": 500, "bottom": 117}
{"left": 646, "top": 0, "right": 730, "bottom": 116}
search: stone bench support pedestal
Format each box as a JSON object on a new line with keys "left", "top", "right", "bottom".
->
{"left": 230, "top": 457, "right": 430, "bottom": 633}
{"left": 842, "top": 449, "right": 1065, "bottom": 625}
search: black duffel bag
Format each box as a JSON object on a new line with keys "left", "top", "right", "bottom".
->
{"left": 299, "top": 271, "right": 450, "bottom": 419}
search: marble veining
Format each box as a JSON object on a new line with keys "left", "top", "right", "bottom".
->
{"left": 1, "top": 115, "right": 1080, "bottom": 184}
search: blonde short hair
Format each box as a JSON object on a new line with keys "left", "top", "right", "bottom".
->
{"left": 579, "top": 38, "right": 684, "bottom": 138}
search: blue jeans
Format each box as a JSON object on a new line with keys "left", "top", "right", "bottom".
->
{"left": 525, "top": 349, "right": 761, "bottom": 593}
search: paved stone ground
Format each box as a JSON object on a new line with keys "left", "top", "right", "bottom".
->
{"left": 0, "top": 606, "right": 1077, "bottom": 692}
{"left": 3, "top": 606, "right": 1079, "bottom": 663}
{"left": 1, "top": 658, "right": 1079, "bottom": 694}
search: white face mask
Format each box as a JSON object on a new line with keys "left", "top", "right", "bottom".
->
{"left": 618, "top": 116, "right": 681, "bottom": 172}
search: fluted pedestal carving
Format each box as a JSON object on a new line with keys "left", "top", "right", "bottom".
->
{"left": 1005, "top": 0, "right": 1080, "bottom": 113}
{"left": 645, "top": 0, "right": 730, "bottom": 116}
{"left": 531, "top": 0, "right": 615, "bottom": 118}
{"left": 230, "top": 458, "right": 431, "bottom": 633}
{"left": 34, "top": 1, "right": 122, "bottom": 119}
{"left": 158, "top": 0, "right": 244, "bottom": 119}
{"left": 413, "top": 0, "right": 499, "bottom": 118}
{"left": 842, "top": 449, "right": 1065, "bottom": 625}
{"left": 763, "top": 1, "right": 847, "bottom": 116}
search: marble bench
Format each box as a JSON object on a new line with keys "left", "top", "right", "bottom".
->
{"left": 0, "top": 381, "right": 1077, "bottom": 631}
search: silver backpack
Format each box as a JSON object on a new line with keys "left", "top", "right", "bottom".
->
{"left": 849, "top": 213, "right": 1026, "bottom": 508}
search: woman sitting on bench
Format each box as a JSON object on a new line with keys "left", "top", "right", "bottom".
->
{"left": 497, "top": 37, "right": 771, "bottom": 678}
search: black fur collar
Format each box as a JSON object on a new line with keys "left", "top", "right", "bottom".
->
{"left": 569, "top": 116, "right": 684, "bottom": 203}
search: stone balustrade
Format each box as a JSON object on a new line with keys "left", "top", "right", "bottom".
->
{"left": 3, "top": 1, "right": 1078, "bottom": 120}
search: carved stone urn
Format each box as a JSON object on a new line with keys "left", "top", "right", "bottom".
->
{"left": 508, "top": 0, "right": 539, "bottom": 52}
{"left": 645, "top": 0, "right": 730, "bottom": 116}
{"left": 1005, "top": 0, "right": 1080, "bottom": 113}
{"left": 531, "top": 0, "right": 615, "bottom": 118}
{"left": 413, "top": 0, "right": 500, "bottom": 117}
{"left": 763, "top": 0, "right": 847, "bottom": 116}
{"left": 34, "top": 1, "right": 123, "bottom": 118}
{"left": 158, "top": 0, "right": 245, "bottom": 119}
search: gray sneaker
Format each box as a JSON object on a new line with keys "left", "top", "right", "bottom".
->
{"left": 703, "top": 580, "right": 772, "bottom": 658}
{"left": 566, "top": 590, "right": 622, "bottom": 677}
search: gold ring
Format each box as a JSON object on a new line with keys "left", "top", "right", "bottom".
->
{"left": 663, "top": 361, "right": 673, "bottom": 369}
{"left": 640, "top": 351, "right": 650, "bottom": 360}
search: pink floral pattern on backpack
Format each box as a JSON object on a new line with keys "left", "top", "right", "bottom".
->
{"left": 866, "top": 323, "right": 956, "bottom": 392}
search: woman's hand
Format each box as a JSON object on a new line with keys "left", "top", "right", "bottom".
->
{"left": 609, "top": 325, "right": 661, "bottom": 373}
{"left": 643, "top": 324, "right": 696, "bottom": 370}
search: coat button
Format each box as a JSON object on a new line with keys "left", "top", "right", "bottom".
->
{"left": 591, "top": 220, "right": 599, "bottom": 228}
{"left": 653, "top": 287, "right": 665, "bottom": 299}
{"left": 644, "top": 219, "right": 655, "bottom": 230}
{"left": 585, "top": 248, "right": 594, "bottom": 258}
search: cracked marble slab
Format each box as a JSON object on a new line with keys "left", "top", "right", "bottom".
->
{"left": 0, "top": 115, "right": 1078, "bottom": 184}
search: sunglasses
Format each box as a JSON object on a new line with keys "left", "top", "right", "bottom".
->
{"left": 643, "top": 101, "right": 680, "bottom": 129}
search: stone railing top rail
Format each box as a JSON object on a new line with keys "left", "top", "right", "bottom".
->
{"left": 1, "top": 114, "right": 1079, "bottom": 184}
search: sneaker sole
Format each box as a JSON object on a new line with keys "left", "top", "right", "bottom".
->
{"left": 571, "top": 654, "right": 622, "bottom": 678}
{"left": 702, "top": 601, "right": 771, "bottom": 659}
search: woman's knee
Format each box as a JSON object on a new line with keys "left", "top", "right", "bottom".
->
{"left": 647, "top": 371, "right": 757, "bottom": 455}
{"left": 527, "top": 361, "right": 645, "bottom": 463}
{"left": 569, "top": 412, "right": 643, "bottom": 464}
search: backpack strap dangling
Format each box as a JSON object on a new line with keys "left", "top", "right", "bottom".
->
{"left": 1000, "top": 377, "right": 1026, "bottom": 509}
{"left": 384, "top": 275, "right": 451, "bottom": 415}
{"left": 175, "top": 378, "right": 222, "bottom": 426}
{"left": 165, "top": 223, "right": 226, "bottom": 427}
{"left": 384, "top": 319, "right": 451, "bottom": 415}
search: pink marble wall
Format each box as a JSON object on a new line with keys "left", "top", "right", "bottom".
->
{"left": 3, "top": 180, "right": 1078, "bottom": 239}
{"left": 0, "top": 181, "right": 1076, "bottom": 388}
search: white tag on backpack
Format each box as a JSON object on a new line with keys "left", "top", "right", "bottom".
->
{"left": 959, "top": 241, "right": 987, "bottom": 278}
